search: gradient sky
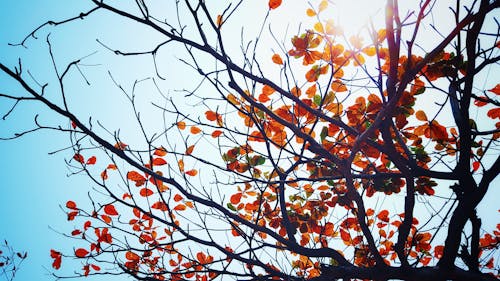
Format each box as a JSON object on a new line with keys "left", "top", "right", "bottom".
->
{"left": 1, "top": 1, "right": 499, "bottom": 281}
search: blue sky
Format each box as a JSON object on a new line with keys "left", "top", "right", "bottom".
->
{"left": 1, "top": 1, "right": 499, "bottom": 280}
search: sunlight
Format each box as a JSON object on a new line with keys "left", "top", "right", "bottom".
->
{"left": 329, "top": 0, "right": 386, "bottom": 36}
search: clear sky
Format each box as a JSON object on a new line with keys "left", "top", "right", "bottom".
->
{"left": 1, "top": 1, "right": 498, "bottom": 280}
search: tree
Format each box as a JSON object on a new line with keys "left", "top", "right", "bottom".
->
{"left": 1, "top": 0, "right": 499, "bottom": 280}
{"left": 0, "top": 240, "right": 27, "bottom": 281}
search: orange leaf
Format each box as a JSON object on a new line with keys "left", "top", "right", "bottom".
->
{"left": 86, "top": 156, "right": 97, "bottom": 165}
{"left": 173, "top": 204, "right": 186, "bottom": 211}
{"left": 272, "top": 54, "right": 283, "bottom": 65}
{"left": 177, "top": 121, "right": 186, "bottom": 130}
{"left": 152, "top": 158, "right": 167, "bottom": 166}
{"left": 268, "top": 0, "right": 282, "bottom": 9}
{"left": 190, "top": 126, "right": 202, "bottom": 134}
{"left": 377, "top": 210, "right": 390, "bottom": 222}
{"left": 66, "top": 201, "right": 77, "bottom": 210}
{"left": 101, "top": 214, "right": 111, "bottom": 224}
{"left": 151, "top": 201, "right": 168, "bottom": 211}
{"left": 174, "top": 194, "right": 183, "bottom": 202}
{"left": 185, "top": 169, "right": 198, "bottom": 176}
{"left": 75, "top": 248, "right": 89, "bottom": 258}
{"left": 186, "top": 145, "right": 195, "bottom": 155}
{"left": 488, "top": 84, "right": 500, "bottom": 95}
{"left": 205, "top": 110, "right": 219, "bottom": 121}
{"left": 216, "top": 14, "right": 223, "bottom": 27}
{"left": 127, "top": 171, "right": 146, "bottom": 186}
{"left": 318, "top": 0, "right": 328, "bottom": 12}
{"left": 126, "top": 251, "right": 140, "bottom": 261}
{"left": 230, "top": 193, "right": 242, "bottom": 205}
{"left": 211, "top": 130, "right": 223, "bottom": 138}
{"left": 415, "top": 110, "right": 428, "bottom": 121}
{"left": 104, "top": 204, "right": 118, "bottom": 216}
{"left": 306, "top": 8, "right": 316, "bottom": 17}
{"left": 154, "top": 147, "right": 167, "bottom": 156}
{"left": 178, "top": 159, "right": 185, "bottom": 172}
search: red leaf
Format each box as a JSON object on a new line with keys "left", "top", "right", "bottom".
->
{"left": 377, "top": 210, "right": 390, "bottom": 222}
{"left": 75, "top": 248, "right": 89, "bottom": 258}
{"left": 269, "top": 0, "right": 282, "bottom": 9}
{"left": 487, "top": 108, "right": 500, "bottom": 119}
{"left": 205, "top": 110, "right": 219, "bottom": 121}
{"left": 186, "top": 145, "right": 195, "bottom": 155}
{"left": 472, "top": 161, "right": 480, "bottom": 171}
{"left": 174, "top": 194, "right": 183, "bottom": 202}
{"left": 140, "top": 188, "right": 154, "bottom": 197}
{"left": 152, "top": 158, "right": 167, "bottom": 166}
{"left": 230, "top": 193, "right": 242, "bottom": 205}
{"left": 104, "top": 204, "right": 118, "bottom": 216}
{"left": 71, "top": 229, "right": 82, "bottom": 236}
{"left": 114, "top": 142, "right": 128, "bottom": 150}
{"left": 488, "top": 84, "right": 500, "bottom": 95}
{"left": 151, "top": 201, "right": 168, "bottom": 211}
{"left": 185, "top": 169, "right": 198, "bottom": 176}
{"left": 73, "top": 153, "right": 84, "bottom": 163}
{"left": 91, "top": 264, "right": 101, "bottom": 271}
{"left": 66, "top": 201, "right": 77, "bottom": 210}
{"left": 86, "top": 156, "right": 97, "bottom": 165}
{"left": 211, "top": 130, "right": 223, "bottom": 138}
{"left": 101, "top": 214, "right": 112, "bottom": 224}
{"left": 50, "top": 250, "right": 62, "bottom": 269}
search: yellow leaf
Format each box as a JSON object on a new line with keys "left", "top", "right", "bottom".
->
{"left": 314, "top": 22, "right": 324, "bottom": 33}
{"left": 318, "top": 0, "right": 328, "bottom": 12}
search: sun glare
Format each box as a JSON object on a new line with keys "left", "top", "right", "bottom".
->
{"left": 330, "top": 0, "right": 386, "bottom": 36}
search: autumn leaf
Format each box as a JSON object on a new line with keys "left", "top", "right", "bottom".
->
{"left": 415, "top": 110, "right": 428, "bottom": 121}
{"left": 140, "top": 188, "right": 154, "bottom": 197}
{"left": 488, "top": 84, "right": 500, "bottom": 95}
{"left": 211, "top": 130, "right": 223, "bottom": 138}
{"left": 185, "top": 169, "right": 198, "bottom": 176}
{"left": 173, "top": 204, "right": 187, "bottom": 211}
{"left": 186, "top": 145, "right": 195, "bottom": 155}
{"left": 190, "top": 126, "right": 202, "bottom": 134}
{"left": 86, "top": 156, "right": 97, "bottom": 165}
{"left": 104, "top": 204, "right": 119, "bottom": 216}
{"left": 66, "top": 201, "right": 77, "bottom": 210}
{"left": 151, "top": 201, "right": 168, "bottom": 211}
{"left": 230, "top": 193, "right": 242, "bottom": 205}
{"left": 153, "top": 147, "right": 167, "bottom": 156}
{"left": 377, "top": 210, "right": 390, "bottom": 222}
{"left": 487, "top": 108, "right": 500, "bottom": 119}
{"left": 75, "top": 248, "right": 89, "bottom": 258}
{"left": 306, "top": 8, "right": 316, "bottom": 17}
{"left": 50, "top": 249, "right": 62, "bottom": 269}
{"left": 177, "top": 121, "right": 186, "bottom": 130}
{"left": 73, "top": 153, "right": 84, "bottom": 163}
{"left": 268, "top": 0, "right": 282, "bottom": 9}
{"left": 174, "top": 194, "right": 183, "bottom": 202}
{"left": 272, "top": 54, "right": 283, "bottom": 65}
{"left": 152, "top": 158, "right": 167, "bottom": 166}
{"left": 114, "top": 142, "right": 128, "bottom": 150}
{"left": 125, "top": 251, "right": 140, "bottom": 261}
{"left": 127, "top": 171, "right": 146, "bottom": 186}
